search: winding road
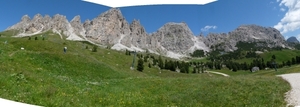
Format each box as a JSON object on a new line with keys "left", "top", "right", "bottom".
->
{"left": 205, "top": 71, "right": 230, "bottom": 77}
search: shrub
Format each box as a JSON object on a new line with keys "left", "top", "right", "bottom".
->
{"left": 92, "top": 45, "right": 97, "bottom": 52}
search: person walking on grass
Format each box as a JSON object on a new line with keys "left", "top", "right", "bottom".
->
{"left": 64, "top": 47, "right": 67, "bottom": 53}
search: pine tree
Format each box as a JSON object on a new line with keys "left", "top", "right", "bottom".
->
{"left": 193, "top": 67, "right": 196, "bottom": 73}
{"left": 158, "top": 56, "right": 164, "bottom": 69}
{"left": 144, "top": 56, "right": 148, "bottom": 62}
{"left": 272, "top": 55, "right": 276, "bottom": 60}
{"left": 180, "top": 67, "right": 185, "bottom": 73}
{"left": 137, "top": 58, "right": 144, "bottom": 72}
{"left": 296, "top": 56, "right": 300, "bottom": 64}
{"left": 170, "top": 60, "right": 176, "bottom": 71}
{"left": 287, "top": 60, "right": 292, "bottom": 67}
{"left": 258, "top": 61, "right": 263, "bottom": 70}
{"left": 292, "top": 58, "right": 296, "bottom": 65}
{"left": 148, "top": 63, "right": 152, "bottom": 68}
{"left": 232, "top": 64, "right": 237, "bottom": 72}
{"left": 153, "top": 59, "right": 157, "bottom": 66}
{"left": 226, "top": 62, "right": 232, "bottom": 70}
{"left": 125, "top": 49, "right": 128, "bottom": 55}
{"left": 92, "top": 45, "right": 97, "bottom": 52}
{"left": 184, "top": 62, "right": 189, "bottom": 73}
{"left": 243, "top": 62, "right": 248, "bottom": 70}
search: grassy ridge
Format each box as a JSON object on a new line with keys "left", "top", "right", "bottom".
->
{"left": 0, "top": 31, "right": 292, "bottom": 106}
{"left": 233, "top": 49, "right": 300, "bottom": 64}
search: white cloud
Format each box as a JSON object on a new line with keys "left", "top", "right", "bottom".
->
{"left": 201, "top": 25, "right": 217, "bottom": 32}
{"left": 274, "top": 0, "right": 300, "bottom": 34}
{"left": 280, "top": 8, "right": 286, "bottom": 11}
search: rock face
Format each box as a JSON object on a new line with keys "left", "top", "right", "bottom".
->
{"left": 204, "top": 25, "right": 288, "bottom": 51}
{"left": 151, "top": 22, "right": 195, "bottom": 54}
{"left": 70, "top": 15, "right": 85, "bottom": 37}
{"left": 84, "top": 8, "right": 131, "bottom": 45}
{"left": 5, "top": 8, "right": 289, "bottom": 59}
{"left": 287, "top": 36, "right": 299, "bottom": 43}
{"left": 120, "top": 19, "right": 149, "bottom": 49}
{"left": 6, "top": 13, "right": 84, "bottom": 40}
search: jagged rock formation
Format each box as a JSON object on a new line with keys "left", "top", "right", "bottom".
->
{"left": 287, "top": 36, "right": 299, "bottom": 44}
{"left": 120, "top": 19, "right": 149, "bottom": 49}
{"left": 6, "top": 13, "right": 84, "bottom": 40}
{"left": 204, "top": 25, "right": 288, "bottom": 51}
{"left": 5, "top": 8, "right": 289, "bottom": 59}
{"left": 83, "top": 8, "right": 131, "bottom": 45}
{"left": 150, "top": 22, "right": 197, "bottom": 54}
{"left": 70, "top": 15, "right": 85, "bottom": 37}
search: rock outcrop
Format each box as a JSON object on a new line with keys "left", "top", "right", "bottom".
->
{"left": 151, "top": 22, "right": 196, "bottom": 54}
{"left": 84, "top": 8, "right": 131, "bottom": 45}
{"left": 204, "top": 25, "right": 288, "bottom": 51}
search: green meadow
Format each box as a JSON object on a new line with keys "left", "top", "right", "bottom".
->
{"left": 0, "top": 31, "right": 296, "bottom": 106}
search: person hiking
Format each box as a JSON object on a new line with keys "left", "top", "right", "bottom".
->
{"left": 64, "top": 47, "right": 67, "bottom": 53}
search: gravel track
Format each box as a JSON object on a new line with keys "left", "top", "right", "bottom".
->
{"left": 278, "top": 73, "right": 300, "bottom": 107}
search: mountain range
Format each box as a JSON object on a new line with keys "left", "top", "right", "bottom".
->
{"left": 5, "top": 8, "right": 291, "bottom": 59}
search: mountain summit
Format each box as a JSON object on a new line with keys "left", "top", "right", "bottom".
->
{"left": 287, "top": 36, "right": 299, "bottom": 44}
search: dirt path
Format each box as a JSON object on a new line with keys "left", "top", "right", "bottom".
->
{"left": 278, "top": 73, "right": 300, "bottom": 107}
{"left": 205, "top": 71, "right": 230, "bottom": 77}
{"left": 9, "top": 50, "right": 19, "bottom": 57}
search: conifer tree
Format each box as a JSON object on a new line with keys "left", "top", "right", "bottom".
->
{"left": 158, "top": 56, "right": 164, "bottom": 69}
{"left": 144, "top": 56, "right": 148, "bottom": 62}
{"left": 137, "top": 58, "right": 144, "bottom": 72}
{"left": 92, "top": 45, "right": 97, "bottom": 52}
{"left": 287, "top": 60, "right": 292, "bottom": 67}
{"left": 292, "top": 58, "right": 296, "bottom": 65}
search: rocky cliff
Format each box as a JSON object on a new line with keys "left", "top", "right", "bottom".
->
{"left": 5, "top": 8, "right": 289, "bottom": 59}
{"left": 204, "top": 24, "right": 289, "bottom": 51}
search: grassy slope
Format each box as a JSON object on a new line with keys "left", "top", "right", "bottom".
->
{"left": 233, "top": 49, "right": 300, "bottom": 64}
{"left": 0, "top": 31, "right": 292, "bottom": 106}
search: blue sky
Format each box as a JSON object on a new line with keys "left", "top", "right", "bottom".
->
{"left": 0, "top": 0, "right": 299, "bottom": 40}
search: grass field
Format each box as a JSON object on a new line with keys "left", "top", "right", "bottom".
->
{"left": 232, "top": 49, "right": 300, "bottom": 64}
{"left": 0, "top": 31, "right": 296, "bottom": 106}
